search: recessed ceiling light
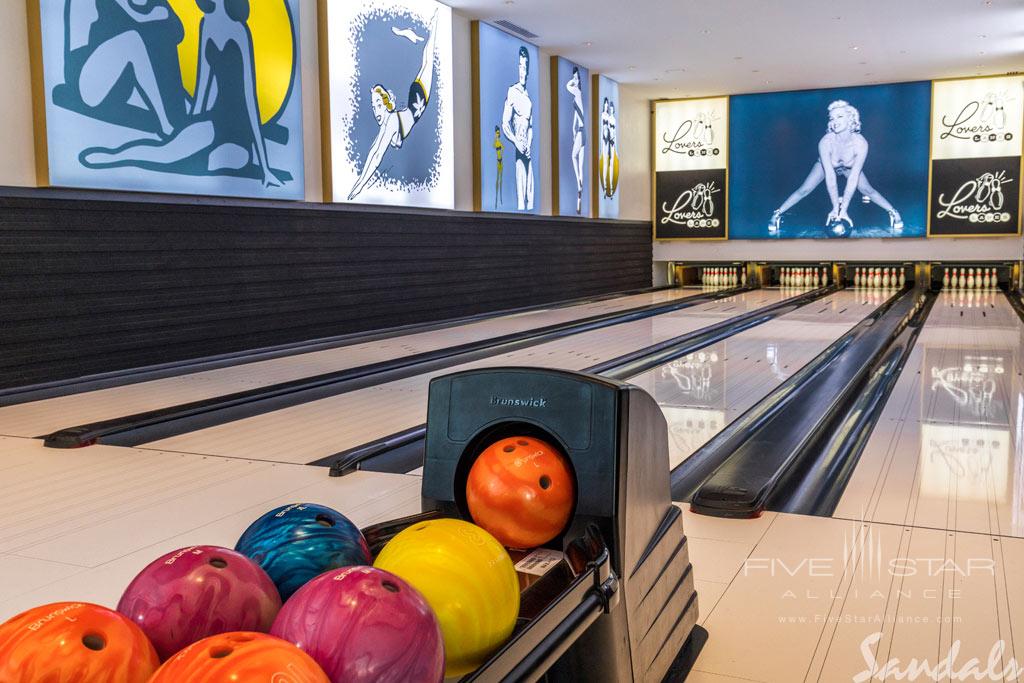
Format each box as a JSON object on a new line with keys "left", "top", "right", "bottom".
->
{"left": 979, "top": 34, "right": 988, "bottom": 38}
{"left": 701, "top": 28, "right": 711, "bottom": 35}
{"left": 899, "top": 50, "right": 907, "bottom": 54}
{"left": 858, "top": 61, "right": 867, "bottom": 65}
{"left": 666, "top": 68, "right": 686, "bottom": 73}
{"left": 628, "top": 66, "right": 637, "bottom": 71}
{"left": 832, "top": 15, "right": 841, "bottom": 19}
{"left": 979, "top": 50, "right": 986, "bottom": 55}
{"left": 751, "top": 69, "right": 761, "bottom": 73}
{"left": 734, "top": 56, "right": 744, "bottom": 60}
{"left": 850, "top": 45, "right": 860, "bottom": 51}
{"left": 583, "top": 41, "right": 592, "bottom": 47}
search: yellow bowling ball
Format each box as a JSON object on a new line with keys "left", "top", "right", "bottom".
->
{"left": 373, "top": 518, "right": 520, "bottom": 677}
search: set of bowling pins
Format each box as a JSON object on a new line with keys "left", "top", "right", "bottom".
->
{"left": 701, "top": 267, "right": 744, "bottom": 288}
{"left": 778, "top": 266, "right": 827, "bottom": 288}
{"left": 852, "top": 267, "right": 906, "bottom": 289}
{"left": 941, "top": 267, "right": 998, "bottom": 290}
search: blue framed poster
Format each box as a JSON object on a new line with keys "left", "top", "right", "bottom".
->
{"left": 321, "top": 0, "right": 455, "bottom": 209}
{"left": 552, "top": 56, "right": 590, "bottom": 217}
{"left": 594, "top": 74, "right": 620, "bottom": 218}
{"left": 729, "top": 82, "right": 931, "bottom": 239}
{"left": 30, "top": 0, "right": 304, "bottom": 200}
{"left": 473, "top": 22, "right": 540, "bottom": 214}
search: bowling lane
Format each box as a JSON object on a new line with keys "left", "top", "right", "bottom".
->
{"left": 833, "top": 290, "right": 1024, "bottom": 538}
{"left": 0, "top": 287, "right": 700, "bottom": 439}
{"left": 626, "top": 288, "right": 897, "bottom": 469}
{"left": 140, "top": 289, "right": 801, "bottom": 463}
{"left": 0, "top": 436, "right": 421, "bottom": 623}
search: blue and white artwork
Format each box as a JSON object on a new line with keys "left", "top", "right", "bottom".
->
{"left": 595, "top": 74, "right": 620, "bottom": 218}
{"left": 554, "top": 57, "right": 589, "bottom": 216}
{"left": 729, "top": 81, "right": 931, "bottom": 239}
{"left": 323, "top": 0, "right": 454, "bottom": 209}
{"left": 35, "top": 0, "right": 304, "bottom": 199}
{"left": 475, "top": 22, "right": 540, "bottom": 214}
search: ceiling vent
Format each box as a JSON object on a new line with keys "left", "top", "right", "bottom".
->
{"left": 493, "top": 19, "right": 538, "bottom": 40}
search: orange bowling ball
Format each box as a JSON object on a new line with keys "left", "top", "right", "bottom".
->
{"left": 466, "top": 435, "right": 576, "bottom": 548}
{"left": 149, "top": 632, "right": 329, "bottom": 683}
{"left": 0, "top": 601, "right": 159, "bottom": 683}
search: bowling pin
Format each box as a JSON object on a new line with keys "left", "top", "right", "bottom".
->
{"left": 741, "top": 269, "right": 747, "bottom": 287}
{"left": 942, "top": 268, "right": 950, "bottom": 289}
{"left": 781, "top": 267, "right": 788, "bottom": 287}
{"left": 982, "top": 268, "right": 990, "bottom": 289}
{"left": 957, "top": 268, "right": 965, "bottom": 289}
{"left": 882, "top": 268, "right": 891, "bottom": 289}
{"left": 731, "top": 267, "right": 738, "bottom": 286}
{"left": 898, "top": 268, "right": 906, "bottom": 288}
{"left": 967, "top": 268, "right": 975, "bottom": 290}
{"left": 989, "top": 267, "right": 997, "bottom": 289}
{"left": 798, "top": 268, "right": 805, "bottom": 288}
{"left": 873, "top": 267, "right": 882, "bottom": 289}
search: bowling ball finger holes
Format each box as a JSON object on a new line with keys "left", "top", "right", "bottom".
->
{"left": 539, "top": 475, "right": 552, "bottom": 490}
{"left": 381, "top": 580, "right": 400, "bottom": 593}
{"left": 316, "top": 515, "right": 336, "bottom": 527}
{"left": 81, "top": 634, "right": 106, "bottom": 651}
{"left": 503, "top": 445, "right": 515, "bottom": 453}
{"left": 208, "top": 557, "right": 228, "bottom": 569}
{"left": 209, "top": 646, "right": 233, "bottom": 659}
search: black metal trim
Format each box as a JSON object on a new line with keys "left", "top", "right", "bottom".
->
{"left": 324, "top": 286, "right": 836, "bottom": 475}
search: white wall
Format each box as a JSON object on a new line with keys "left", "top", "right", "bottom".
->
{"left": 618, "top": 85, "right": 651, "bottom": 222}
{"left": 0, "top": 1, "right": 38, "bottom": 188}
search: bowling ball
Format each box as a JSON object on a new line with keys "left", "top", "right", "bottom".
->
{"left": 149, "top": 631, "right": 329, "bottom": 683}
{"left": 117, "top": 545, "right": 281, "bottom": 660}
{"left": 374, "top": 518, "right": 519, "bottom": 677}
{"left": 271, "top": 566, "right": 444, "bottom": 683}
{"left": 466, "top": 435, "right": 576, "bottom": 548}
{"left": 0, "top": 601, "right": 159, "bottom": 683}
{"left": 235, "top": 503, "right": 371, "bottom": 600}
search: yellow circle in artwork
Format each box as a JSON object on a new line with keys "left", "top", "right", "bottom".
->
{"left": 167, "top": 0, "right": 295, "bottom": 124}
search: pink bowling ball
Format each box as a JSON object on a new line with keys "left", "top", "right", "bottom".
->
{"left": 271, "top": 566, "right": 444, "bottom": 683}
{"left": 117, "top": 545, "right": 281, "bottom": 660}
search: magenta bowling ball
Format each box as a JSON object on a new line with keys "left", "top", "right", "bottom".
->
{"left": 271, "top": 566, "right": 444, "bottom": 683}
{"left": 117, "top": 545, "right": 281, "bottom": 660}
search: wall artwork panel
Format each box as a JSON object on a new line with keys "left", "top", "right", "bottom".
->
{"left": 728, "top": 82, "right": 931, "bottom": 239}
{"left": 594, "top": 74, "right": 620, "bottom": 219}
{"left": 32, "top": 0, "right": 304, "bottom": 199}
{"left": 473, "top": 22, "right": 540, "bottom": 214}
{"left": 321, "top": 0, "right": 454, "bottom": 209}
{"left": 551, "top": 56, "right": 590, "bottom": 217}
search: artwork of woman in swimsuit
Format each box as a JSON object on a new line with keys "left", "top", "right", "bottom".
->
{"left": 77, "top": 0, "right": 287, "bottom": 188}
{"left": 348, "top": 11, "right": 440, "bottom": 201}
{"left": 768, "top": 100, "right": 903, "bottom": 236}
{"left": 566, "top": 67, "right": 585, "bottom": 214}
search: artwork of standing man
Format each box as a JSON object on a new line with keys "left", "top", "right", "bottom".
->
{"left": 474, "top": 22, "right": 540, "bottom": 214}
{"left": 728, "top": 82, "right": 930, "bottom": 239}
{"left": 321, "top": 0, "right": 454, "bottom": 209}
{"left": 31, "top": 0, "right": 305, "bottom": 199}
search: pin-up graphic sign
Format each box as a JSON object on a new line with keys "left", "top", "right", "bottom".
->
{"left": 29, "top": 0, "right": 304, "bottom": 199}
{"left": 929, "top": 75, "right": 1024, "bottom": 237}
{"left": 321, "top": 0, "right": 454, "bottom": 209}
{"left": 653, "top": 96, "right": 729, "bottom": 239}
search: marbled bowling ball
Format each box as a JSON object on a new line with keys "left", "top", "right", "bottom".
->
{"left": 374, "top": 518, "right": 519, "bottom": 677}
{"left": 149, "top": 632, "right": 329, "bottom": 683}
{"left": 117, "top": 545, "right": 281, "bottom": 660}
{"left": 235, "top": 503, "right": 371, "bottom": 600}
{"left": 271, "top": 566, "right": 444, "bottom": 683}
{"left": 0, "top": 602, "right": 159, "bottom": 683}
{"left": 466, "top": 435, "right": 576, "bottom": 548}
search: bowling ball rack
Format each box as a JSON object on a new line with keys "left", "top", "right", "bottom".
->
{"left": 358, "top": 367, "right": 708, "bottom": 682}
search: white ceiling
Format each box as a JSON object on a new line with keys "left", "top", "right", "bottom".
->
{"left": 446, "top": 0, "right": 1024, "bottom": 98}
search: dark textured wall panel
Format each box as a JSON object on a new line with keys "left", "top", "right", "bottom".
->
{"left": 0, "top": 188, "right": 652, "bottom": 389}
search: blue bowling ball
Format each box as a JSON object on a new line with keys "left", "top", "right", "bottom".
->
{"left": 235, "top": 503, "right": 371, "bottom": 600}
